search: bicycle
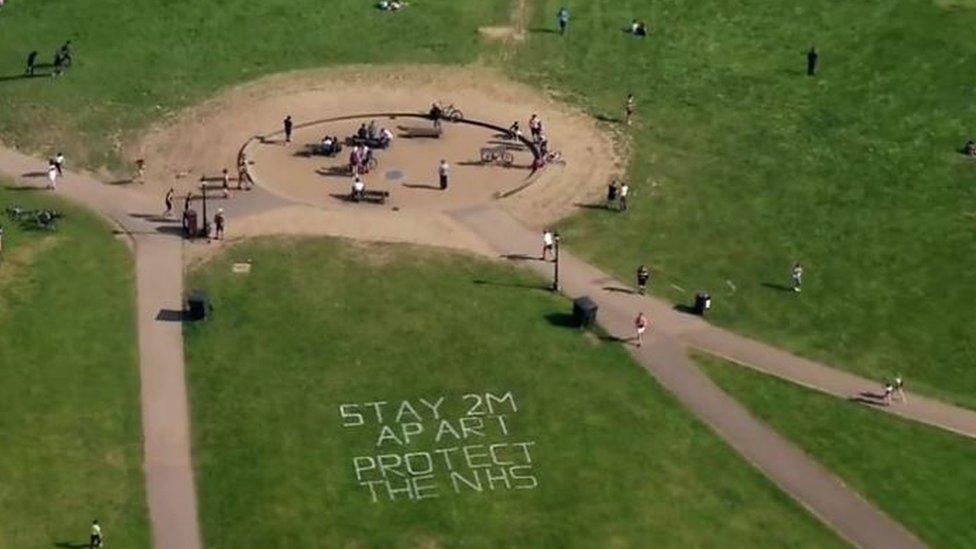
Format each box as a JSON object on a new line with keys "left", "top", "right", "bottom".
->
{"left": 480, "top": 147, "right": 515, "bottom": 167}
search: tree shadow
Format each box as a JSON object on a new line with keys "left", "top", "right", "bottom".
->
{"left": 761, "top": 282, "right": 794, "bottom": 292}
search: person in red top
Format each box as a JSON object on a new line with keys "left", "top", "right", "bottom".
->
{"left": 634, "top": 312, "right": 648, "bottom": 347}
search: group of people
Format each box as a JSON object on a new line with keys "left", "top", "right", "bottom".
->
{"left": 44, "top": 152, "right": 65, "bottom": 190}
{"left": 318, "top": 135, "right": 342, "bottom": 156}
{"left": 348, "top": 143, "right": 375, "bottom": 175}
{"left": 377, "top": 0, "right": 407, "bottom": 11}
{"left": 629, "top": 19, "right": 648, "bottom": 37}
{"left": 26, "top": 40, "right": 72, "bottom": 77}
{"left": 963, "top": 140, "right": 976, "bottom": 157}
{"left": 356, "top": 120, "right": 394, "bottom": 148}
{"left": 606, "top": 178, "right": 630, "bottom": 212}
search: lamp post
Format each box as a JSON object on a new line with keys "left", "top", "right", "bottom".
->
{"left": 199, "top": 182, "right": 209, "bottom": 239}
{"left": 551, "top": 232, "right": 561, "bottom": 292}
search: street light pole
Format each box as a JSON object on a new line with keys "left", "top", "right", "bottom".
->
{"left": 551, "top": 233, "right": 561, "bottom": 292}
{"left": 199, "top": 182, "right": 208, "bottom": 239}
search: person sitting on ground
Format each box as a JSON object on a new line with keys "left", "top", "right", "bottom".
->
{"left": 357, "top": 123, "right": 368, "bottom": 140}
{"left": 965, "top": 139, "right": 976, "bottom": 157}
{"left": 508, "top": 121, "right": 522, "bottom": 141}
{"left": 630, "top": 19, "right": 640, "bottom": 34}
{"left": 322, "top": 135, "right": 334, "bottom": 151}
{"left": 380, "top": 127, "right": 394, "bottom": 147}
{"left": 352, "top": 175, "right": 366, "bottom": 201}
{"left": 635, "top": 20, "right": 648, "bottom": 37}
{"left": 378, "top": 0, "right": 405, "bottom": 11}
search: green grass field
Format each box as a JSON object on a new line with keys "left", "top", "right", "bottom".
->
{"left": 0, "top": 187, "right": 148, "bottom": 548}
{"left": 697, "top": 354, "right": 976, "bottom": 547}
{"left": 2, "top": 0, "right": 975, "bottom": 407}
{"left": 184, "top": 237, "right": 843, "bottom": 548}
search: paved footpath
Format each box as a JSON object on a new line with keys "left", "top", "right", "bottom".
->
{"left": 453, "top": 204, "right": 927, "bottom": 549}
{"left": 0, "top": 148, "right": 202, "bottom": 549}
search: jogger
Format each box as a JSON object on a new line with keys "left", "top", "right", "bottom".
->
{"left": 634, "top": 312, "right": 648, "bottom": 347}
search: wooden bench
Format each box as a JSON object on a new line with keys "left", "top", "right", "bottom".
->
{"left": 352, "top": 189, "right": 390, "bottom": 204}
{"left": 399, "top": 125, "right": 442, "bottom": 139}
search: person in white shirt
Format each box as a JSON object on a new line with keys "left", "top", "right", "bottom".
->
{"left": 791, "top": 262, "right": 803, "bottom": 292}
{"left": 352, "top": 174, "right": 366, "bottom": 201}
{"left": 438, "top": 159, "right": 449, "bottom": 190}
{"left": 90, "top": 519, "right": 103, "bottom": 547}
{"left": 541, "top": 230, "right": 554, "bottom": 261}
{"left": 618, "top": 182, "right": 630, "bottom": 212}
{"left": 54, "top": 152, "right": 65, "bottom": 176}
{"left": 47, "top": 162, "right": 58, "bottom": 190}
{"left": 380, "top": 127, "right": 393, "bottom": 147}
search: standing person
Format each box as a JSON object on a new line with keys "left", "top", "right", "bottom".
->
{"left": 894, "top": 376, "right": 907, "bottom": 403}
{"left": 883, "top": 380, "right": 894, "bottom": 406}
{"left": 135, "top": 158, "right": 145, "bottom": 183}
{"left": 283, "top": 115, "right": 293, "bottom": 144}
{"left": 221, "top": 168, "right": 230, "bottom": 198}
{"left": 625, "top": 94, "right": 635, "bottom": 126}
{"left": 541, "top": 229, "right": 554, "bottom": 261}
{"left": 237, "top": 162, "right": 249, "bottom": 190}
{"left": 46, "top": 161, "right": 58, "bottom": 190}
{"left": 214, "top": 209, "right": 225, "bottom": 240}
{"left": 557, "top": 7, "right": 569, "bottom": 35}
{"left": 164, "top": 187, "right": 174, "bottom": 217}
{"left": 438, "top": 159, "right": 449, "bottom": 190}
{"left": 606, "top": 178, "right": 618, "bottom": 209}
{"left": 636, "top": 264, "right": 650, "bottom": 294}
{"left": 352, "top": 174, "right": 365, "bottom": 201}
{"left": 52, "top": 49, "right": 63, "bottom": 77}
{"left": 26, "top": 50, "right": 38, "bottom": 76}
{"left": 183, "top": 191, "right": 192, "bottom": 214}
{"left": 791, "top": 262, "right": 803, "bottom": 292}
{"left": 619, "top": 181, "right": 630, "bottom": 212}
{"left": 634, "top": 312, "right": 648, "bottom": 347}
{"left": 807, "top": 46, "right": 818, "bottom": 76}
{"left": 529, "top": 114, "right": 542, "bottom": 141}
{"left": 54, "top": 151, "right": 65, "bottom": 176}
{"left": 90, "top": 519, "right": 103, "bottom": 548}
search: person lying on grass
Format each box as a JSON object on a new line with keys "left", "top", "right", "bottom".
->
{"left": 630, "top": 19, "right": 648, "bottom": 37}
{"left": 378, "top": 0, "right": 406, "bottom": 11}
{"left": 964, "top": 139, "right": 976, "bottom": 157}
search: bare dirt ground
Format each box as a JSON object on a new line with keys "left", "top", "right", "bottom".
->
{"left": 135, "top": 65, "right": 621, "bottom": 254}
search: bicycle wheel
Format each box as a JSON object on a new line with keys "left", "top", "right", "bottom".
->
{"left": 501, "top": 151, "right": 515, "bottom": 167}
{"left": 480, "top": 150, "right": 494, "bottom": 163}
{"left": 448, "top": 109, "right": 463, "bottom": 122}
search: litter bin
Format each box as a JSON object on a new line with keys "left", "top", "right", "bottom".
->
{"left": 694, "top": 292, "right": 711, "bottom": 315}
{"left": 573, "top": 296, "right": 598, "bottom": 328}
{"left": 183, "top": 209, "right": 198, "bottom": 238}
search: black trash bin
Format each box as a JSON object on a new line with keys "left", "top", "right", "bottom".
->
{"left": 186, "top": 290, "right": 210, "bottom": 321}
{"left": 573, "top": 296, "right": 598, "bottom": 328}
{"left": 694, "top": 292, "right": 711, "bottom": 315}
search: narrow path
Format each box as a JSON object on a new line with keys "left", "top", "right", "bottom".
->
{"left": 0, "top": 147, "right": 202, "bottom": 549}
{"left": 452, "top": 204, "right": 925, "bottom": 549}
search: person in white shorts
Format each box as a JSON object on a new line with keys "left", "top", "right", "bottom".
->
{"left": 634, "top": 312, "right": 648, "bottom": 347}
{"left": 541, "top": 230, "right": 554, "bottom": 261}
{"left": 90, "top": 519, "right": 103, "bottom": 548}
{"left": 47, "top": 161, "right": 58, "bottom": 190}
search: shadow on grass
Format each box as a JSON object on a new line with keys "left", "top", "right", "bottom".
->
{"left": 544, "top": 312, "right": 578, "bottom": 328}
{"left": 53, "top": 542, "right": 90, "bottom": 548}
{"left": 0, "top": 73, "right": 50, "bottom": 83}
{"left": 473, "top": 278, "right": 548, "bottom": 292}
{"left": 528, "top": 27, "right": 558, "bottom": 34}
{"left": 761, "top": 282, "right": 794, "bottom": 292}
{"left": 594, "top": 113, "right": 622, "bottom": 124}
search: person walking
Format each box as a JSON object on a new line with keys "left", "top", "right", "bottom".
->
{"left": 807, "top": 46, "right": 818, "bottom": 76}
{"left": 606, "top": 179, "right": 618, "bottom": 209}
{"left": 791, "top": 262, "right": 803, "bottom": 292}
{"left": 221, "top": 168, "right": 230, "bottom": 198}
{"left": 283, "top": 115, "right": 293, "bottom": 144}
{"left": 883, "top": 380, "right": 894, "bottom": 406}
{"left": 26, "top": 50, "right": 38, "bottom": 76}
{"left": 135, "top": 158, "right": 145, "bottom": 183}
{"left": 164, "top": 187, "right": 174, "bottom": 217}
{"left": 90, "top": 519, "right": 103, "bottom": 548}
{"left": 46, "top": 161, "right": 58, "bottom": 190}
{"left": 619, "top": 181, "right": 630, "bottom": 212}
{"left": 214, "top": 208, "right": 225, "bottom": 240}
{"left": 438, "top": 159, "right": 449, "bottom": 190}
{"left": 894, "top": 376, "right": 907, "bottom": 403}
{"left": 625, "top": 94, "right": 636, "bottom": 126}
{"left": 529, "top": 114, "right": 542, "bottom": 141}
{"left": 636, "top": 264, "right": 650, "bottom": 294}
{"left": 541, "top": 229, "right": 555, "bottom": 261}
{"left": 557, "top": 7, "right": 569, "bottom": 35}
{"left": 54, "top": 151, "right": 65, "bottom": 176}
{"left": 634, "top": 312, "right": 648, "bottom": 347}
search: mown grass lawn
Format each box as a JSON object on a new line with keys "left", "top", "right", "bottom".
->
{"left": 184, "top": 237, "right": 844, "bottom": 548}
{"left": 698, "top": 354, "right": 976, "bottom": 547}
{"left": 514, "top": 0, "right": 976, "bottom": 408}
{"left": 0, "top": 186, "right": 148, "bottom": 548}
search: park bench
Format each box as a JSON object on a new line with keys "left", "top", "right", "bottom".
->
{"left": 352, "top": 189, "right": 390, "bottom": 204}
{"left": 399, "top": 125, "right": 442, "bottom": 139}
{"left": 347, "top": 136, "right": 391, "bottom": 149}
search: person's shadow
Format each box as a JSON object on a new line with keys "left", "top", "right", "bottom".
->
{"left": 53, "top": 542, "right": 90, "bottom": 548}
{"left": 761, "top": 282, "right": 794, "bottom": 292}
